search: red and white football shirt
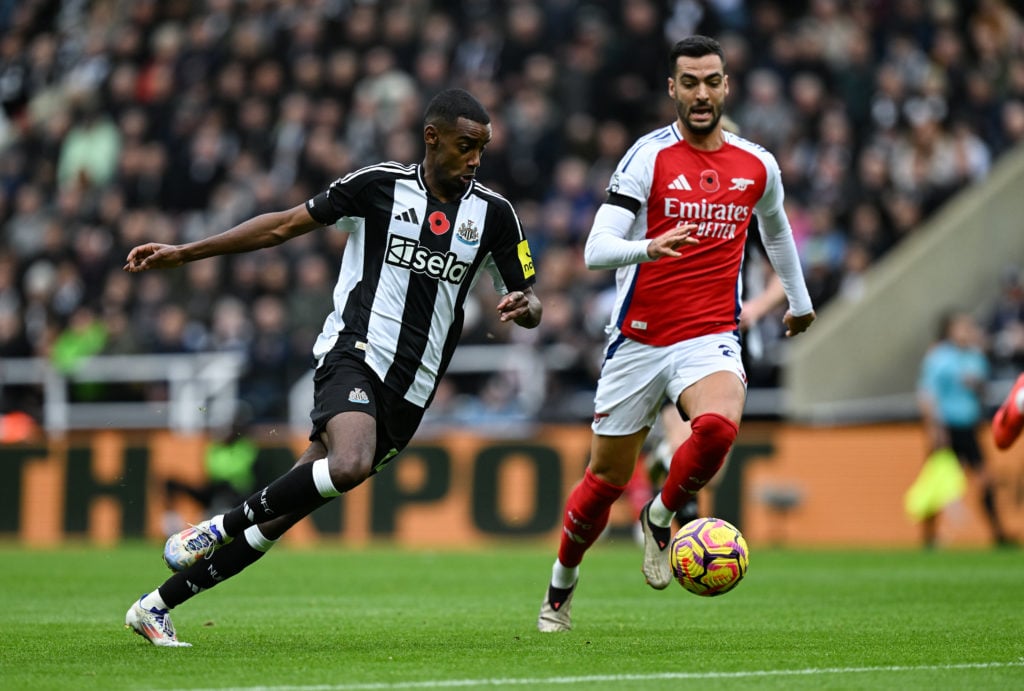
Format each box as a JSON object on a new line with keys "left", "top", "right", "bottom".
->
{"left": 603, "top": 123, "right": 787, "bottom": 346}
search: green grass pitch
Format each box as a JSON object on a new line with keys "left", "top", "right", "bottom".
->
{"left": 1, "top": 541, "right": 1023, "bottom": 690}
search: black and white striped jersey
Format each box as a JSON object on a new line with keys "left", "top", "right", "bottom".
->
{"left": 305, "top": 162, "right": 536, "bottom": 408}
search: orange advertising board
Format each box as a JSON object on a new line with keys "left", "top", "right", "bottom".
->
{"left": 1, "top": 423, "right": 1021, "bottom": 548}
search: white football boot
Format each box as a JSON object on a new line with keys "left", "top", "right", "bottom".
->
{"left": 537, "top": 581, "right": 577, "bottom": 632}
{"left": 639, "top": 500, "right": 673, "bottom": 590}
{"left": 125, "top": 597, "right": 191, "bottom": 647}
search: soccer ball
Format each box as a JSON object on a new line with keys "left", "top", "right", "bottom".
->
{"left": 669, "top": 517, "right": 749, "bottom": 596}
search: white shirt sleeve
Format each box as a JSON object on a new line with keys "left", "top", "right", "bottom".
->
{"left": 583, "top": 203, "right": 655, "bottom": 270}
{"left": 749, "top": 147, "right": 814, "bottom": 316}
{"left": 757, "top": 208, "right": 814, "bottom": 316}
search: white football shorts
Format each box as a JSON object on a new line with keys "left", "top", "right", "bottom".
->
{"left": 591, "top": 331, "right": 746, "bottom": 436}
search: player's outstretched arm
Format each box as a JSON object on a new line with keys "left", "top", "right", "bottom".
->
{"left": 583, "top": 201, "right": 698, "bottom": 270}
{"left": 124, "top": 204, "right": 322, "bottom": 272}
{"left": 646, "top": 223, "right": 700, "bottom": 260}
{"left": 497, "top": 286, "right": 542, "bottom": 328}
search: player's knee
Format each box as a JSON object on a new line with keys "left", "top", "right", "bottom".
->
{"left": 326, "top": 454, "right": 374, "bottom": 493}
{"left": 690, "top": 412, "right": 738, "bottom": 459}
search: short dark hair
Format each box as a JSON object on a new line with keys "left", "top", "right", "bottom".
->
{"left": 669, "top": 35, "right": 726, "bottom": 74}
{"left": 424, "top": 88, "right": 490, "bottom": 129}
{"left": 937, "top": 308, "right": 968, "bottom": 341}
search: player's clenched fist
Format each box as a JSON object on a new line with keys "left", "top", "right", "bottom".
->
{"left": 782, "top": 309, "right": 816, "bottom": 338}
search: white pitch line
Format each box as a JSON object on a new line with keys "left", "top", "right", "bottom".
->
{"left": 174, "top": 659, "right": 1024, "bottom": 691}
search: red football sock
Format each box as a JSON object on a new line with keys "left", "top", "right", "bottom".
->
{"left": 659, "top": 412, "right": 737, "bottom": 511}
{"left": 557, "top": 468, "right": 626, "bottom": 568}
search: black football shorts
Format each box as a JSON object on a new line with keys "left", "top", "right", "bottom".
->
{"left": 309, "top": 347, "right": 425, "bottom": 472}
{"left": 946, "top": 425, "right": 983, "bottom": 470}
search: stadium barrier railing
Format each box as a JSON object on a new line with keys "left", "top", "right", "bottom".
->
{"left": 0, "top": 352, "right": 245, "bottom": 435}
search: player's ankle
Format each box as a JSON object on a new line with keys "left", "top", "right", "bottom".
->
{"left": 647, "top": 495, "right": 674, "bottom": 528}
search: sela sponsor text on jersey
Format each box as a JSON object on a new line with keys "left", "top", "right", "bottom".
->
{"left": 385, "top": 234, "right": 470, "bottom": 283}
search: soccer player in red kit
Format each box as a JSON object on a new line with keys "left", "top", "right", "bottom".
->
{"left": 537, "top": 35, "right": 816, "bottom": 632}
{"left": 992, "top": 373, "right": 1024, "bottom": 450}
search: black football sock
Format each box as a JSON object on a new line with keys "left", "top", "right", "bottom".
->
{"left": 158, "top": 537, "right": 268, "bottom": 609}
{"left": 981, "top": 485, "right": 1006, "bottom": 541}
{"left": 223, "top": 462, "right": 324, "bottom": 536}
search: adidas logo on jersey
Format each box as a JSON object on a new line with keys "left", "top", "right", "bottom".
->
{"left": 667, "top": 174, "right": 691, "bottom": 191}
{"left": 394, "top": 208, "right": 420, "bottom": 224}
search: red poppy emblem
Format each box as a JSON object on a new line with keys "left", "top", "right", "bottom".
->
{"left": 700, "top": 169, "right": 720, "bottom": 193}
{"left": 428, "top": 211, "right": 451, "bottom": 235}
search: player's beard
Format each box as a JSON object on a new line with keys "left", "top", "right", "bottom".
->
{"left": 681, "top": 103, "right": 722, "bottom": 134}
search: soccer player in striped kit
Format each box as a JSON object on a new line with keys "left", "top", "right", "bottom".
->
{"left": 538, "top": 36, "right": 815, "bottom": 632}
{"left": 122, "top": 89, "right": 542, "bottom": 646}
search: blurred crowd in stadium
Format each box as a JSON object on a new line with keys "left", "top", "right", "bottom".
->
{"left": 2, "top": 0, "right": 1024, "bottom": 428}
